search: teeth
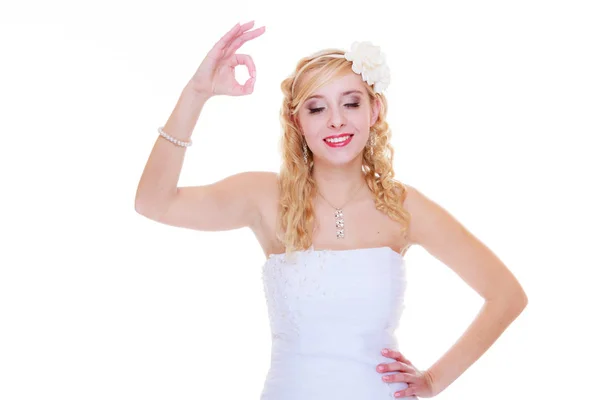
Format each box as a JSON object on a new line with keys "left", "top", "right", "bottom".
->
{"left": 325, "top": 135, "right": 351, "bottom": 143}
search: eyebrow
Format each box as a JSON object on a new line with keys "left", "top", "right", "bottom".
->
{"left": 306, "top": 90, "right": 364, "bottom": 101}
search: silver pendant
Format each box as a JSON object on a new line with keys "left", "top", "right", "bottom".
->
{"left": 334, "top": 208, "right": 345, "bottom": 239}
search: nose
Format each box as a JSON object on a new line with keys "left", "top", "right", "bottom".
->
{"left": 328, "top": 106, "right": 347, "bottom": 129}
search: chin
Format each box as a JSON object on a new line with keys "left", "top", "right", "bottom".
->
{"left": 313, "top": 151, "right": 364, "bottom": 167}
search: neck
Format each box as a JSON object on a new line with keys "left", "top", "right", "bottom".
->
{"left": 311, "top": 156, "right": 367, "bottom": 208}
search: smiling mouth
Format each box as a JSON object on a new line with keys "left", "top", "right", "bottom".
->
{"left": 323, "top": 134, "right": 354, "bottom": 147}
{"left": 323, "top": 134, "right": 353, "bottom": 143}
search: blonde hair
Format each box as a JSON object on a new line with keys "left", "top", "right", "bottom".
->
{"left": 276, "top": 48, "right": 410, "bottom": 255}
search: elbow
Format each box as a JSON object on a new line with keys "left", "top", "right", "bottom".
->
{"left": 134, "top": 187, "right": 169, "bottom": 217}
{"left": 134, "top": 196, "right": 159, "bottom": 219}
{"left": 506, "top": 288, "right": 528, "bottom": 314}
{"left": 134, "top": 196, "right": 148, "bottom": 215}
{"left": 520, "top": 295, "right": 528, "bottom": 314}
{"left": 134, "top": 186, "right": 148, "bottom": 214}
{"left": 520, "top": 291, "right": 529, "bottom": 308}
{"left": 486, "top": 286, "right": 528, "bottom": 313}
{"left": 134, "top": 191, "right": 175, "bottom": 221}
{"left": 512, "top": 282, "right": 528, "bottom": 309}
{"left": 503, "top": 278, "right": 529, "bottom": 310}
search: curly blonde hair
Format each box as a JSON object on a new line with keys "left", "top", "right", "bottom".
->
{"left": 276, "top": 48, "right": 410, "bottom": 255}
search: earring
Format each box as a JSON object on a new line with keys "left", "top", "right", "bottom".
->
{"left": 303, "top": 140, "right": 308, "bottom": 164}
{"left": 369, "top": 131, "right": 375, "bottom": 157}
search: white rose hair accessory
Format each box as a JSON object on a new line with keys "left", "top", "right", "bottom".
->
{"left": 344, "top": 41, "right": 391, "bottom": 94}
{"left": 291, "top": 41, "right": 391, "bottom": 97}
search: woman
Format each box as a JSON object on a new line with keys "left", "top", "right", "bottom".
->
{"left": 135, "top": 20, "right": 528, "bottom": 399}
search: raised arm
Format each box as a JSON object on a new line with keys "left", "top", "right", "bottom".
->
{"left": 134, "top": 21, "right": 268, "bottom": 230}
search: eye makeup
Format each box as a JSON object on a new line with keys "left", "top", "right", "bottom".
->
{"left": 308, "top": 102, "right": 360, "bottom": 114}
{"left": 304, "top": 90, "right": 364, "bottom": 114}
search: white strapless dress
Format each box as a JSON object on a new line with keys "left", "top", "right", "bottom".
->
{"left": 260, "top": 246, "right": 417, "bottom": 400}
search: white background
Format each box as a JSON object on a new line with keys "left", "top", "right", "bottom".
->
{"left": 1, "top": 1, "right": 598, "bottom": 399}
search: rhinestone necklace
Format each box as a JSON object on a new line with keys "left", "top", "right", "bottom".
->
{"left": 317, "top": 182, "right": 366, "bottom": 239}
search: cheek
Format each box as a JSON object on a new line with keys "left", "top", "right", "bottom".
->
{"left": 299, "top": 118, "right": 320, "bottom": 138}
{"left": 359, "top": 109, "right": 373, "bottom": 127}
{"left": 343, "top": 119, "right": 369, "bottom": 138}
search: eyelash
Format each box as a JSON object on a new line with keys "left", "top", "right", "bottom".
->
{"left": 308, "top": 102, "right": 360, "bottom": 114}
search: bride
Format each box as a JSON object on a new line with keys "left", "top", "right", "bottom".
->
{"left": 135, "top": 20, "right": 528, "bottom": 399}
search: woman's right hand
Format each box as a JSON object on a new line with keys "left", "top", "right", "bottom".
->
{"left": 188, "top": 21, "right": 265, "bottom": 98}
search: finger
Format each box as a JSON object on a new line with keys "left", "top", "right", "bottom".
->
{"left": 228, "top": 54, "right": 256, "bottom": 78}
{"left": 382, "top": 349, "right": 412, "bottom": 364}
{"left": 224, "top": 26, "right": 265, "bottom": 58}
{"left": 229, "top": 75, "right": 255, "bottom": 97}
{"left": 224, "top": 54, "right": 255, "bottom": 96}
{"left": 226, "top": 54, "right": 256, "bottom": 94}
{"left": 238, "top": 20, "right": 256, "bottom": 31}
{"left": 394, "top": 387, "right": 416, "bottom": 398}
{"left": 223, "top": 26, "right": 266, "bottom": 59}
{"left": 218, "top": 20, "right": 255, "bottom": 56}
{"left": 386, "top": 361, "right": 413, "bottom": 372}
{"left": 210, "top": 22, "right": 242, "bottom": 56}
{"left": 242, "top": 76, "right": 256, "bottom": 95}
{"left": 383, "top": 372, "right": 419, "bottom": 384}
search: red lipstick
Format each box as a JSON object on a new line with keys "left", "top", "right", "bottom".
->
{"left": 323, "top": 133, "right": 354, "bottom": 148}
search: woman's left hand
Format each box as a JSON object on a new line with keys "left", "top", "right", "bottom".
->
{"left": 377, "top": 348, "right": 437, "bottom": 398}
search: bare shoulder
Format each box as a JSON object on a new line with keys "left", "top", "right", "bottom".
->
{"left": 400, "top": 182, "right": 528, "bottom": 303}
{"left": 399, "top": 182, "right": 457, "bottom": 246}
{"left": 400, "top": 182, "right": 476, "bottom": 247}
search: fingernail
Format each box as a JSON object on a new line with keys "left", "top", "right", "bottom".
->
{"left": 382, "top": 348, "right": 389, "bottom": 354}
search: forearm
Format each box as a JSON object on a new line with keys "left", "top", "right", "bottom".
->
{"left": 134, "top": 84, "right": 211, "bottom": 217}
{"left": 426, "top": 296, "right": 527, "bottom": 395}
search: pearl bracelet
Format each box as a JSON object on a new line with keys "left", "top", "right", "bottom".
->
{"left": 158, "top": 126, "right": 192, "bottom": 147}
